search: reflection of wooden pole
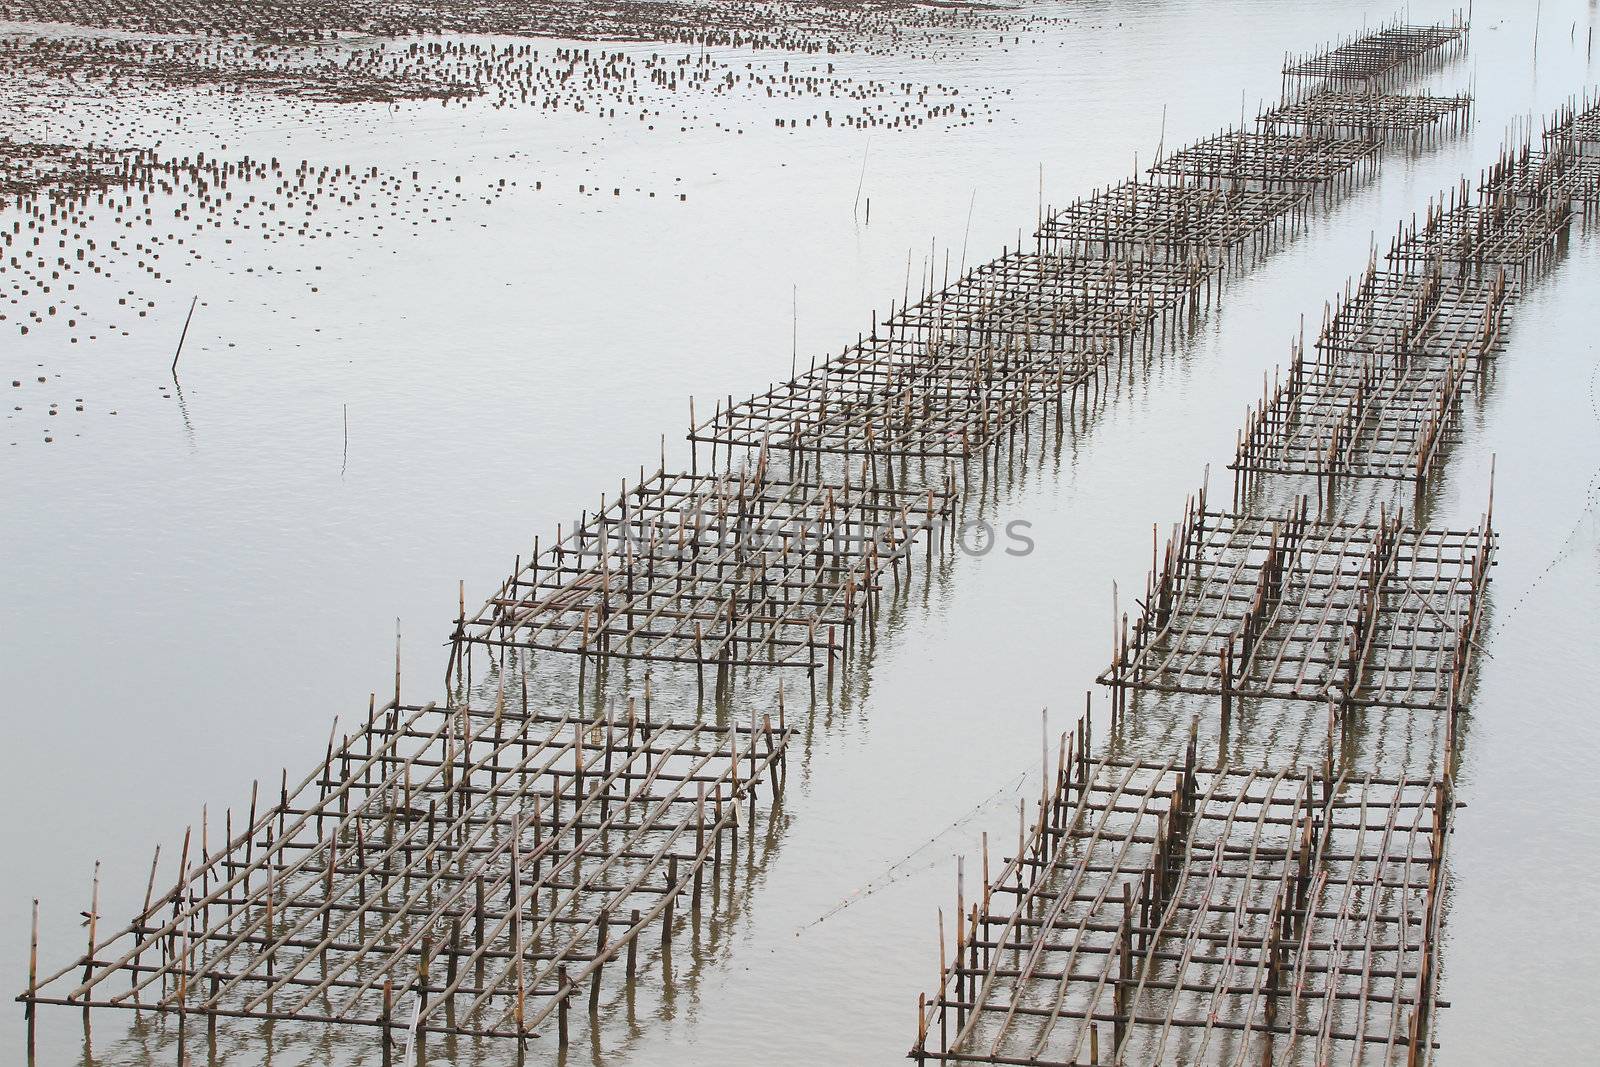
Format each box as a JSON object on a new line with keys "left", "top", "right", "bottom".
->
{"left": 27, "top": 899, "right": 38, "bottom": 1065}
{"left": 176, "top": 935, "right": 188, "bottom": 1063}
{"left": 1220, "top": 639, "right": 1233, "bottom": 750}
{"left": 1115, "top": 881, "right": 1132, "bottom": 1051}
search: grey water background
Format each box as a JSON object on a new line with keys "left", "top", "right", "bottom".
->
{"left": 3, "top": 1, "right": 1598, "bottom": 1062}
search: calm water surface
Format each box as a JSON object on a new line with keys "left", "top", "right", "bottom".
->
{"left": 3, "top": 1, "right": 1597, "bottom": 1063}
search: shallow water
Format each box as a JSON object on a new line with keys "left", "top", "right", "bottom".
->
{"left": 4, "top": 1, "right": 1599, "bottom": 1064}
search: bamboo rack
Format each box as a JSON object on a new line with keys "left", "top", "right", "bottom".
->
{"left": 1259, "top": 89, "right": 1472, "bottom": 141}
{"left": 18, "top": 12, "right": 1484, "bottom": 1063}
{"left": 690, "top": 25, "right": 1472, "bottom": 477}
{"left": 913, "top": 721, "right": 1452, "bottom": 1067}
{"left": 1235, "top": 101, "right": 1600, "bottom": 508}
{"left": 690, "top": 328, "right": 1103, "bottom": 461}
{"left": 21, "top": 698, "right": 791, "bottom": 1053}
{"left": 1479, "top": 143, "right": 1600, "bottom": 216}
{"left": 456, "top": 464, "right": 956, "bottom": 673}
{"left": 1148, "top": 130, "right": 1382, "bottom": 193}
{"left": 1231, "top": 267, "right": 1514, "bottom": 503}
{"left": 1281, "top": 16, "right": 1469, "bottom": 94}
{"left": 1385, "top": 199, "right": 1574, "bottom": 283}
{"left": 912, "top": 18, "right": 1485, "bottom": 1067}
{"left": 1036, "top": 181, "right": 1311, "bottom": 268}
{"left": 1100, "top": 493, "right": 1494, "bottom": 718}
{"left": 1542, "top": 94, "right": 1600, "bottom": 157}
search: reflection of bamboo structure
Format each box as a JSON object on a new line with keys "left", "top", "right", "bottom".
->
{"left": 914, "top": 717, "right": 1452, "bottom": 1067}
{"left": 23, "top": 699, "right": 790, "bottom": 1056}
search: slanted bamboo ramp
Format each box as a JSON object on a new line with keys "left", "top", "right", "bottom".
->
{"left": 22, "top": 696, "right": 790, "bottom": 1056}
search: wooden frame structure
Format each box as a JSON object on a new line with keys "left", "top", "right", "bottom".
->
{"left": 690, "top": 330, "right": 1102, "bottom": 461}
{"left": 883, "top": 250, "right": 1217, "bottom": 346}
{"left": 1036, "top": 181, "right": 1311, "bottom": 267}
{"left": 457, "top": 465, "right": 956, "bottom": 674}
{"left": 21, "top": 699, "right": 791, "bottom": 1054}
{"left": 17, "top": 14, "right": 1485, "bottom": 1065}
{"left": 1236, "top": 101, "right": 1599, "bottom": 507}
{"left": 1544, "top": 96, "right": 1600, "bottom": 157}
{"left": 911, "top": 20, "right": 1488, "bottom": 1067}
{"left": 1385, "top": 198, "right": 1574, "bottom": 282}
{"left": 1149, "top": 131, "right": 1382, "bottom": 192}
{"left": 1231, "top": 268, "right": 1514, "bottom": 502}
{"left": 1479, "top": 143, "right": 1600, "bottom": 216}
{"left": 1281, "top": 18, "right": 1469, "bottom": 93}
{"left": 913, "top": 728, "right": 1452, "bottom": 1067}
{"left": 1259, "top": 90, "right": 1472, "bottom": 140}
{"left": 1100, "top": 492, "right": 1494, "bottom": 717}
{"left": 688, "top": 248, "right": 1216, "bottom": 464}
{"left": 686, "top": 23, "right": 1471, "bottom": 479}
